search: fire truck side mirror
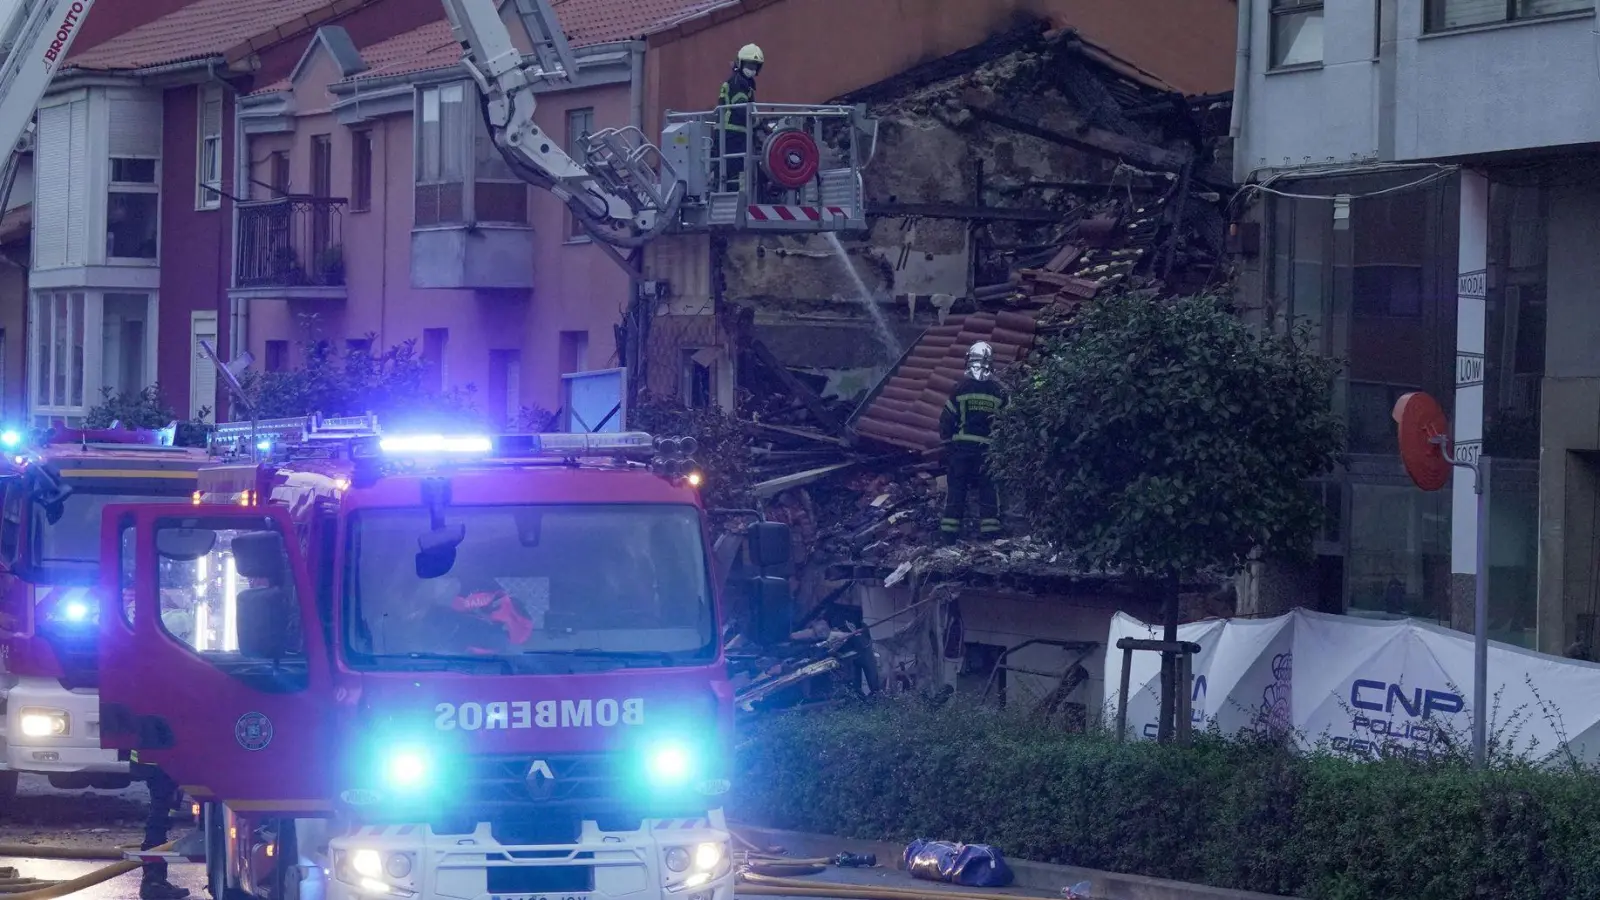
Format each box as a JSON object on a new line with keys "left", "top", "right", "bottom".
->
{"left": 747, "top": 522, "right": 791, "bottom": 569}
{"left": 749, "top": 575, "right": 793, "bottom": 646}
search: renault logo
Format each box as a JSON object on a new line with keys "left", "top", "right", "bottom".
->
{"left": 525, "top": 760, "right": 555, "bottom": 800}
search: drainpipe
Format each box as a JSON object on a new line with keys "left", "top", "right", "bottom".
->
{"left": 1228, "top": 0, "right": 1251, "bottom": 155}
{"left": 628, "top": 41, "right": 645, "bottom": 131}
{"left": 626, "top": 40, "right": 646, "bottom": 386}
{"left": 227, "top": 69, "right": 250, "bottom": 370}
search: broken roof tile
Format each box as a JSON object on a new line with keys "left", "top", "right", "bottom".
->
{"left": 850, "top": 309, "right": 1043, "bottom": 453}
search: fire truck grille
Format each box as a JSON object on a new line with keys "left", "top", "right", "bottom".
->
{"left": 456, "top": 754, "right": 708, "bottom": 820}
{"left": 466, "top": 754, "right": 611, "bottom": 806}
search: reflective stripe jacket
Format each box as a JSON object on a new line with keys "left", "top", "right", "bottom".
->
{"left": 939, "top": 377, "right": 1007, "bottom": 445}
{"left": 718, "top": 69, "right": 756, "bottom": 132}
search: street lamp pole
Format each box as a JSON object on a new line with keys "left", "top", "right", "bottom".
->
{"left": 1434, "top": 434, "right": 1489, "bottom": 768}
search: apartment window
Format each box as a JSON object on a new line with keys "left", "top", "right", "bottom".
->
{"left": 565, "top": 108, "right": 595, "bottom": 239}
{"left": 1425, "top": 0, "right": 1589, "bottom": 31}
{"left": 311, "top": 134, "right": 334, "bottom": 260}
{"left": 351, "top": 130, "right": 373, "bottom": 212}
{"left": 1270, "top": 0, "right": 1323, "bottom": 68}
{"left": 416, "top": 84, "right": 468, "bottom": 226}
{"left": 101, "top": 293, "right": 149, "bottom": 398}
{"left": 107, "top": 153, "right": 158, "bottom": 261}
{"left": 269, "top": 151, "right": 289, "bottom": 197}
{"left": 31, "top": 291, "right": 85, "bottom": 413}
{"left": 473, "top": 108, "right": 527, "bottom": 224}
{"left": 680, "top": 348, "right": 716, "bottom": 409}
{"left": 487, "top": 349, "right": 521, "bottom": 429}
{"left": 265, "top": 340, "right": 289, "bottom": 372}
{"left": 559, "top": 330, "right": 589, "bottom": 375}
{"left": 190, "top": 312, "right": 218, "bottom": 422}
{"left": 346, "top": 337, "right": 372, "bottom": 355}
{"left": 197, "top": 86, "right": 223, "bottom": 209}
{"left": 422, "top": 328, "right": 448, "bottom": 393}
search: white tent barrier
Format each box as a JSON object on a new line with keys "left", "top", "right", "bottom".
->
{"left": 1104, "top": 609, "right": 1600, "bottom": 764}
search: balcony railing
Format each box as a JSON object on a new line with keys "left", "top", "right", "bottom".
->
{"left": 235, "top": 195, "right": 347, "bottom": 290}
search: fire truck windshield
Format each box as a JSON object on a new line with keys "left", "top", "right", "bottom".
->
{"left": 32, "top": 488, "right": 193, "bottom": 578}
{"left": 345, "top": 503, "right": 715, "bottom": 669}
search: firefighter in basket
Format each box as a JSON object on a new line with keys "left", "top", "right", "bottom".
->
{"left": 717, "top": 43, "right": 766, "bottom": 193}
{"left": 938, "top": 341, "right": 1006, "bottom": 542}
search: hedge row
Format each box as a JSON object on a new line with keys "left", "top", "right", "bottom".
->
{"left": 731, "top": 700, "right": 1600, "bottom": 900}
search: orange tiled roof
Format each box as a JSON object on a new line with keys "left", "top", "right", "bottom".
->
{"left": 339, "top": 0, "right": 724, "bottom": 83}
{"left": 65, "top": 0, "right": 345, "bottom": 70}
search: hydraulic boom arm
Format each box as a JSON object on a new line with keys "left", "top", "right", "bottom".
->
{"left": 0, "top": 0, "right": 99, "bottom": 216}
{"left": 439, "top": 0, "right": 684, "bottom": 247}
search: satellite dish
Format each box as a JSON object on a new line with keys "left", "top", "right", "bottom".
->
{"left": 1392, "top": 391, "right": 1452, "bottom": 492}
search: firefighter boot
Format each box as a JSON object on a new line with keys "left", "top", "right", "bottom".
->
{"left": 140, "top": 877, "right": 190, "bottom": 900}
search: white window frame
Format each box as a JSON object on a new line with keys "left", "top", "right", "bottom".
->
{"left": 1269, "top": 0, "right": 1323, "bottom": 69}
{"left": 414, "top": 83, "right": 469, "bottom": 225}
{"left": 30, "top": 290, "right": 89, "bottom": 421}
{"left": 197, "top": 85, "right": 224, "bottom": 210}
{"left": 190, "top": 310, "right": 219, "bottom": 423}
{"left": 106, "top": 155, "right": 160, "bottom": 264}
{"left": 1424, "top": 0, "right": 1591, "bottom": 32}
{"left": 99, "top": 291, "right": 157, "bottom": 401}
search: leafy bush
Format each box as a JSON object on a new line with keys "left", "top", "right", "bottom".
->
{"left": 628, "top": 391, "right": 751, "bottom": 509}
{"left": 239, "top": 337, "right": 480, "bottom": 429}
{"left": 83, "top": 385, "right": 210, "bottom": 446}
{"left": 734, "top": 701, "right": 1600, "bottom": 899}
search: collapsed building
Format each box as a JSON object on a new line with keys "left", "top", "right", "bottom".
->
{"left": 627, "top": 20, "right": 1234, "bottom": 722}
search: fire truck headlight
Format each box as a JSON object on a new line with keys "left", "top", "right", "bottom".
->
{"left": 19, "top": 708, "right": 68, "bottom": 737}
{"left": 62, "top": 600, "right": 91, "bottom": 622}
{"left": 646, "top": 743, "right": 692, "bottom": 785}
{"left": 663, "top": 847, "right": 691, "bottom": 873}
{"left": 693, "top": 842, "right": 724, "bottom": 871}
{"left": 351, "top": 849, "right": 383, "bottom": 880}
{"left": 385, "top": 853, "right": 413, "bottom": 879}
{"left": 384, "top": 749, "right": 429, "bottom": 788}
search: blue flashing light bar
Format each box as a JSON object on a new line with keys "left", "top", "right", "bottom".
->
{"left": 377, "top": 431, "right": 656, "bottom": 459}
{"left": 379, "top": 434, "right": 492, "bottom": 454}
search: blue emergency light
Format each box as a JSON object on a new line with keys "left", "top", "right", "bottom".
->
{"left": 0, "top": 430, "right": 20, "bottom": 449}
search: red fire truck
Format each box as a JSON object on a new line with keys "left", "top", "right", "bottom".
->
{"left": 0, "top": 424, "right": 209, "bottom": 802}
{"left": 97, "top": 414, "right": 791, "bottom": 900}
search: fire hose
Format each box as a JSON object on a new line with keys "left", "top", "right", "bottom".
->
{"left": 0, "top": 838, "right": 177, "bottom": 899}
{"left": 729, "top": 832, "right": 1057, "bottom": 900}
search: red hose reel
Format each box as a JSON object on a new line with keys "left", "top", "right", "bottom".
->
{"left": 761, "top": 128, "right": 820, "bottom": 190}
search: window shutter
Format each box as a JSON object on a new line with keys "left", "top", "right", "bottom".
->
{"left": 201, "top": 91, "right": 223, "bottom": 139}
{"left": 33, "top": 106, "right": 68, "bottom": 268}
{"left": 109, "top": 96, "right": 162, "bottom": 157}
{"left": 64, "top": 100, "right": 88, "bottom": 265}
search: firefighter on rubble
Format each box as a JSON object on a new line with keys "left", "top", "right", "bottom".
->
{"left": 717, "top": 43, "right": 764, "bottom": 192}
{"left": 938, "top": 341, "right": 1006, "bottom": 542}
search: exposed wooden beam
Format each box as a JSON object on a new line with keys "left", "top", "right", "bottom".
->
{"left": 868, "top": 203, "right": 1071, "bottom": 223}
{"left": 963, "top": 92, "right": 1192, "bottom": 173}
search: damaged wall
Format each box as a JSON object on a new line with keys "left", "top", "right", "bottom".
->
{"left": 642, "top": 0, "right": 1237, "bottom": 138}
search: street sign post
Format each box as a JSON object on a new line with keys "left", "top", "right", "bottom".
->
{"left": 1392, "top": 391, "right": 1489, "bottom": 768}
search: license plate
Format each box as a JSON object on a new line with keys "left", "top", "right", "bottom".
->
{"left": 491, "top": 894, "right": 589, "bottom": 900}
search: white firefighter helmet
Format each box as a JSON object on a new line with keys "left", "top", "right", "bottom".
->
{"left": 966, "top": 341, "right": 994, "bottom": 380}
{"left": 737, "top": 44, "right": 764, "bottom": 68}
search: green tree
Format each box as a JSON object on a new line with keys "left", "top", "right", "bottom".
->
{"left": 987, "top": 291, "right": 1345, "bottom": 739}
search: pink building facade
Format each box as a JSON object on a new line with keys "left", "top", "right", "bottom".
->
{"left": 232, "top": 11, "right": 638, "bottom": 426}
{"left": 24, "top": 0, "right": 702, "bottom": 428}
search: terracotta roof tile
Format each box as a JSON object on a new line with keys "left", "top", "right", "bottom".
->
{"left": 851, "top": 311, "right": 1041, "bottom": 452}
{"left": 66, "top": 0, "right": 337, "bottom": 70}
{"left": 340, "top": 0, "right": 723, "bottom": 83}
